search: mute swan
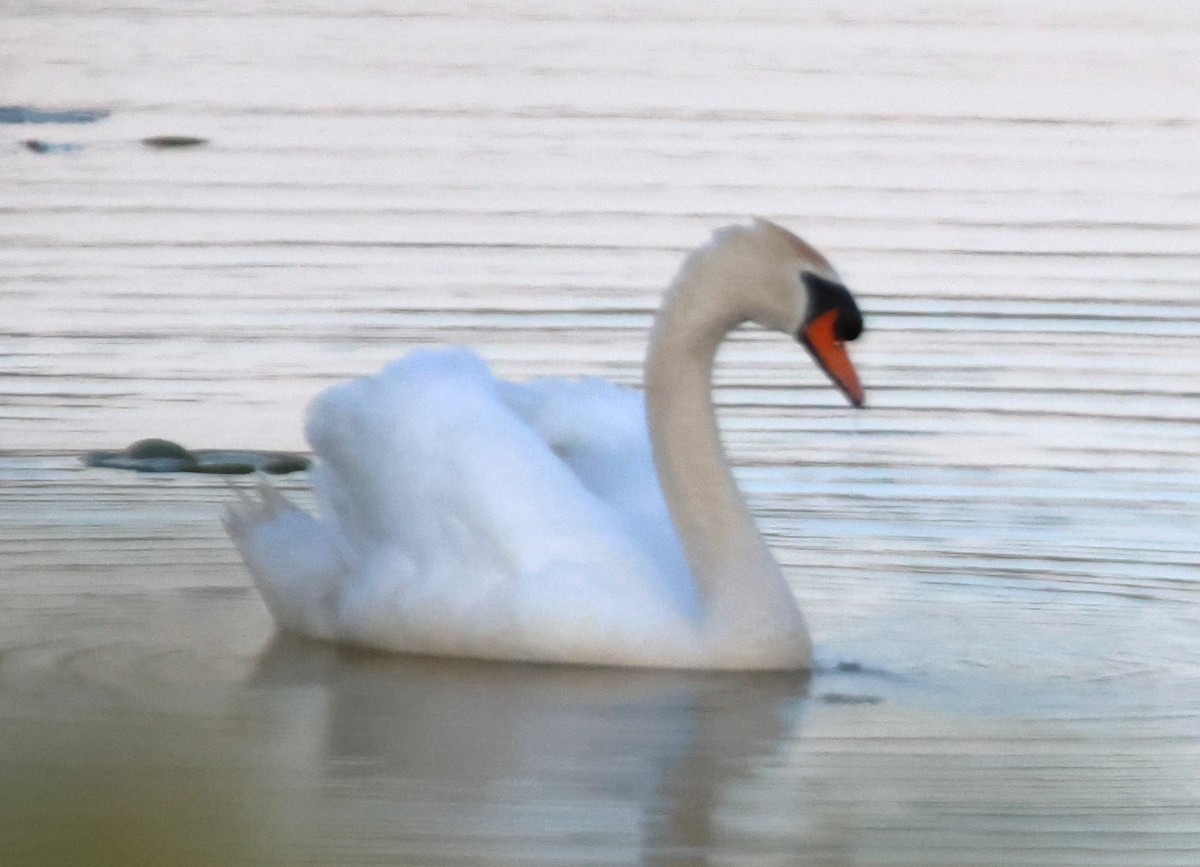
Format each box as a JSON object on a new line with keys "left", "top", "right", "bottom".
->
{"left": 225, "top": 219, "right": 865, "bottom": 670}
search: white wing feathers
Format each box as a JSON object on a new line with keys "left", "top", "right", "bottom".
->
{"left": 226, "top": 348, "right": 698, "bottom": 661}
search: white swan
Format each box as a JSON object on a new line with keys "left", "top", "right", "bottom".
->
{"left": 225, "top": 219, "right": 865, "bottom": 670}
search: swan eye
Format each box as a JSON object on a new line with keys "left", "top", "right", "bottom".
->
{"left": 800, "top": 272, "right": 863, "bottom": 342}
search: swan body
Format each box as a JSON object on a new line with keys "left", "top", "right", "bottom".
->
{"left": 226, "top": 219, "right": 865, "bottom": 670}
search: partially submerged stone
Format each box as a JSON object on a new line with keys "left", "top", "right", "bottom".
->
{"left": 141, "top": 135, "right": 208, "bottom": 149}
{"left": 84, "top": 439, "right": 309, "bottom": 475}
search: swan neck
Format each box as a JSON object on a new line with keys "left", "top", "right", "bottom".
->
{"left": 644, "top": 288, "right": 805, "bottom": 646}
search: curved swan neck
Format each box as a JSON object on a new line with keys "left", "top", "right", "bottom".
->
{"left": 644, "top": 272, "right": 807, "bottom": 651}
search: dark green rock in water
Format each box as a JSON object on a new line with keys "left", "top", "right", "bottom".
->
{"left": 141, "top": 135, "right": 208, "bottom": 149}
{"left": 128, "top": 438, "right": 194, "bottom": 460}
{"left": 84, "top": 439, "right": 309, "bottom": 475}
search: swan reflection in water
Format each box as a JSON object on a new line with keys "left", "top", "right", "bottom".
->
{"left": 251, "top": 635, "right": 813, "bottom": 860}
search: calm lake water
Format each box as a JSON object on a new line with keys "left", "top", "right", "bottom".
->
{"left": 3, "top": 1, "right": 1200, "bottom": 864}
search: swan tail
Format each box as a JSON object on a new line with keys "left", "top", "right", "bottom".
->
{"left": 223, "top": 479, "right": 347, "bottom": 641}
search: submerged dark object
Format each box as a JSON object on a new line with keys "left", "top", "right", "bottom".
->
{"left": 85, "top": 438, "right": 309, "bottom": 475}
{"left": 0, "top": 105, "right": 110, "bottom": 124}
{"left": 21, "top": 139, "right": 83, "bottom": 154}
{"left": 141, "top": 135, "right": 208, "bottom": 149}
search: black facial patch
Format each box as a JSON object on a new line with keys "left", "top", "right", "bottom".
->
{"left": 800, "top": 272, "right": 864, "bottom": 341}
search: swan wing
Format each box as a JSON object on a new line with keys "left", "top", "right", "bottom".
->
{"left": 495, "top": 374, "right": 695, "bottom": 609}
{"left": 236, "top": 348, "right": 698, "bottom": 663}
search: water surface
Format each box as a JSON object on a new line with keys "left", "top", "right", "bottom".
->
{"left": 2, "top": 2, "right": 1199, "bottom": 864}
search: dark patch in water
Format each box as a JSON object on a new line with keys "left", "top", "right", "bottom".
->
{"left": 0, "top": 106, "right": 110, "bottom": 124}
{"left": 21, "top": 139, "right": 83, "bottom": 154}
{"left": 815, "top": 659, "right": 900, "bottom": 680}
{"left": 141, "top": 135, "right": 209, "bottom": 149}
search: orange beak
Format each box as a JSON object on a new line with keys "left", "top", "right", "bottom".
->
{"left": 800, "top": 310, "right": 865, "bottom": 408}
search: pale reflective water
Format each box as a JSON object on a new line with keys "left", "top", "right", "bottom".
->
{"left": 3, "top": 2, "right": 1200, "bottom": 864}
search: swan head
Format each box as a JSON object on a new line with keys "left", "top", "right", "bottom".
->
{"left": 795, "top": 267, "right": 865, "bottom": 409}
{"left": 685, "top": 219, "right": 866, "bottom": 407}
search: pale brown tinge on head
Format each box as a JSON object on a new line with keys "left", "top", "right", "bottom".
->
{"left": 752, "top": 217, "right": 834, "bottom": 273}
